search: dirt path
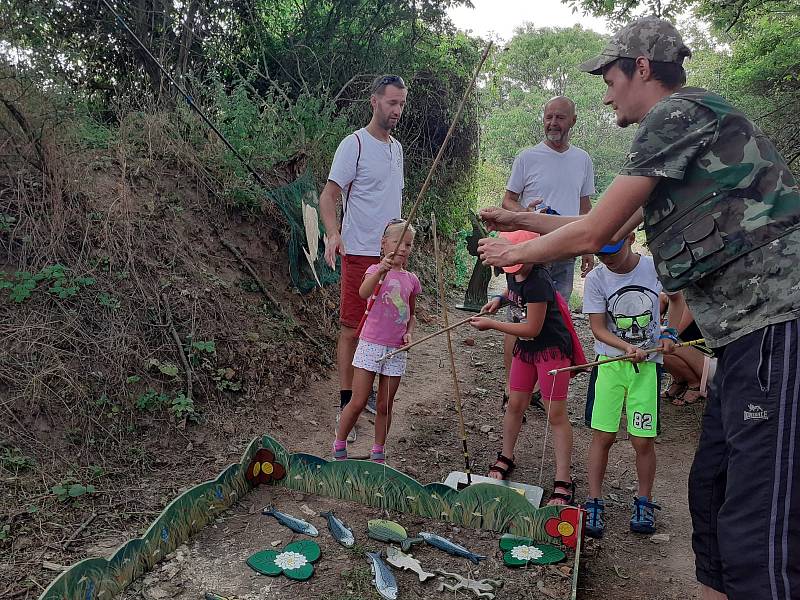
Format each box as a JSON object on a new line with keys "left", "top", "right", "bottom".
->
{"left": 279, "top": 298, "right": 705, "bottom": 599}
{"left": 6, "top": 296, "right": 705, "bottom": 600}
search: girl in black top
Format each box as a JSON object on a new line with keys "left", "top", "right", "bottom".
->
{"left": 470, "top": 230, "right": 584, "bottom": 505}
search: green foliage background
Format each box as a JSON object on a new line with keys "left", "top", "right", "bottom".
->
{"left": 562, "top": 0, "right": 800, "bottom": 173}
{"left": 477, "top": 25, "right": 635, "bottom": 209}
{"left": 0, "top": 0, "right": 481, "bottom": 234}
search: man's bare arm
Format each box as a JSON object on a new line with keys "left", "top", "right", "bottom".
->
{"left": 579, "top": 195, "right": 592, "bottom": 216}
{"left": 480, "top": 205, "right": 643, "bottom": 239}
{"left": 320, "top": 180, "right": 345, "bottom": 268}
{"left": 501, "top": 190, "right": 524, "bottom": 211}
{"left": 478, "top": 175, "right": 658, "bottom": 267}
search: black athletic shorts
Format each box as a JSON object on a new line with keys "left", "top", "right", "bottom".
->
{"left": 689, "top": 319, "right": 800, "bottom": 599}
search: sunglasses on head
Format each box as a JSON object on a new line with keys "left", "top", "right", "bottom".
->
{"left": 378, "top": 75, "right": 405, "bottom": 87}
{"left": 383, "top": 218, "right": 406, "bottom": 234}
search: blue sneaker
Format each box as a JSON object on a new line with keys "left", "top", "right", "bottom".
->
{"left": 583, "top": 498, "right": 605, "bottom": 538}
{"left": 630, "top": 496, "right": 661, "bottom": 534}
{"left": 365, "top": 389, "right": 378, "bottom": 415}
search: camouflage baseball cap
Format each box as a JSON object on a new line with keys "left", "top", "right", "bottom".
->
{"left": 578, "top": 16, "right": 691, "bottom": 75}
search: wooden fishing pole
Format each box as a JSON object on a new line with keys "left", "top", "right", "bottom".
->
{"left": 378, "top": 310, "right": 493, "bottom": 361}
{"left": 431, "top": 213, "right": 472, "bottom": 486}
{"left": 355, "top": 41, "right": 494, "bottom": 337}
{"left": 547, "top": 338, "right": 706, "bottom": 375}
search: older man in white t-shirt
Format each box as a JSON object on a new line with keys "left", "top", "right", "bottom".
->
{"left": 503, "top": 96, "right": 596, "bottom": 297}
{"left": 320, "top": 75, "right": 407, "bottom": 442}
{"left": 498, "top": 96, "right": 595, "bottom": 413}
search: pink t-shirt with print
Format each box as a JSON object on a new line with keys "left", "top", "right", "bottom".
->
{"left": 360, "top": 264, "right": 421, "bottom": 348}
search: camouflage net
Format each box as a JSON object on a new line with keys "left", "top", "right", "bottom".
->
{"left": 266, "top": 170, "right": 340, "bottom": 294}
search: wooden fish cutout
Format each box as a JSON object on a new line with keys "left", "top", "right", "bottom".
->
{"left": 262, "top": 506, "right": 319, "bottom": 536}
{"left": 419, "top": 531, "right": 486, "bottom": 564}
{"left": 385, "top": 545, "right": 435, "bottom": 582}
{"left": 366, "top": 551, "right": 399, "bottom": 600}
{"left": 320, "top": 510, "right": 355, "bottom": 548}
{"left": 367, "top": 519, "right": 423, "bottom": 551}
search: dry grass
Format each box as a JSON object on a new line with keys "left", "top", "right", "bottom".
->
{"left": 0, "top": 73, "right": 346, "bottom": 595}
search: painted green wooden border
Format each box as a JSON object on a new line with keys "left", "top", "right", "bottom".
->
{"left": 37, "top": 434, "right": 582, "bottom": 600}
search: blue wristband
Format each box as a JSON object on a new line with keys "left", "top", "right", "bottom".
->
{"left": 491, "top": 294, "right": 504, "bottom": 302}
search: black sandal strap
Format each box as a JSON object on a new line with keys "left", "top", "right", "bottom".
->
{"left": 488, "top": 463, "right": 510, "bottom": 477}
{"left": 550, "top": 479, "right": 576, "bottom": 504}
{"left": 496, "top": 453, "right": 516, "bottom": 469}
{"left": 549, "top": 491, "right": 573, "bottom": 501}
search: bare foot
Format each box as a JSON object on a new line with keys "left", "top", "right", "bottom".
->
{"left": 681, "top": 387, "right": 706, "bottom": 404}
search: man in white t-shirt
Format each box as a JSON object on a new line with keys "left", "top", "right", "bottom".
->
{"left": 502, "top": 96, "right": 596, "bottom": 299}
{"left": 499, "top": 96, "right": 596, "bottom": 413}
{"left": 320, "top": 75, "right": 407, "bottom": 441}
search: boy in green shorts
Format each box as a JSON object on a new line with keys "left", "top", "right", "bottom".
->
{"left": 581, "top": 234, "right": 675, "bottom": 538}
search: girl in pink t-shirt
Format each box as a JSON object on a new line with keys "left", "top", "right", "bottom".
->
{"left": 333, "top": 220, "right": 421, "bottom": 462}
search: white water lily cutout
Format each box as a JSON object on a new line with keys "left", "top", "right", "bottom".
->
{"left": 247, "top": 540, "right": 321, "bottom": 580}
{"left": 274, "top": 551, "right": 308, "bottom": 570}
{"left": 511, "top": 545, "right": 544, "bottom": 561}
{"left": 500, "top": 536, "right": 566, "bottom": 567}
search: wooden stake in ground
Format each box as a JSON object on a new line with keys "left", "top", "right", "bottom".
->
{"left": 432, "top": 213, "right": 472, "bottom": 486}
{"left": 547, "top": 338, "right": 706, "bottom": 375}
{"left": 161, "top": 292, "right": 193, "bottom": 423}
{"left": 355, "top": 41, "right": 493, "bottom": 338}
{"left": 61, "top": 512, "right": 97, "bottom": 551}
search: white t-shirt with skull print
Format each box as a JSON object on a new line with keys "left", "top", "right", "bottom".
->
{"left": 583, "top": 255, "right": 663, "bottom": 364}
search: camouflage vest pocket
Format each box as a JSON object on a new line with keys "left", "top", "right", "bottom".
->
{"left": 656, "top": 214, "right": 724, "bottom": 280}
{"left": 644, "top": 194, "right": 675, "bottom": 228}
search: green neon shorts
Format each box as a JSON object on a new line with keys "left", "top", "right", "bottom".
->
{"left": 587, "top": 357, "right": 658, "bottom": 437}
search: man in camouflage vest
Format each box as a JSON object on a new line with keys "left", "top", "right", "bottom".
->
{"left": 477, "top": 16, "right": 800, "bottom": 600}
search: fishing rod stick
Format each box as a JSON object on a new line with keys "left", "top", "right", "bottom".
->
{"left": 355, "top": 41, "right": 494, "bottom": 337}
{"left": 431, "top": 213, "right": 472, "bottom": 486}
{"left": 547, "top": 338, "right": 706, "bottom": 375}
{"left": 378, "top": 310, "right": 493, "bottom": 361}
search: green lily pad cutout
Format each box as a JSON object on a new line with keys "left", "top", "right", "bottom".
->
{"left": 499, "top": 536, "right": 565, "bottom": 566}
{"left": 247, "top": 540, "right": 321, "bottom": 580}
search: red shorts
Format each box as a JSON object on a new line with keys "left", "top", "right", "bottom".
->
{"left": 509, "top": 353, "right": 571, "bottom": 400}
{"left": 339, "top": 254, "right": 380, "bottom": 328}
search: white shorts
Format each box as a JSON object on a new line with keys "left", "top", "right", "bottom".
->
{"left": 352, "top": 340, "right": 407, "bottom": 377}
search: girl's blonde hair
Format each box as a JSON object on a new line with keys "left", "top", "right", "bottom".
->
{"left": 383, "top": 218, "right": 416, "bottom": 239}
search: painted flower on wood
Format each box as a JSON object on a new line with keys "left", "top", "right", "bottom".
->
{"left": 247, "top": 540, "right": 320, "bottom": 580}
{"left": 246, "top": 448, "right": 287, "bottom": 485}
{"left": 544, "top": 507, "right": 584, "bottom": 548}
{"left": 499, "top": 536, "right": 566, "bottom": 566}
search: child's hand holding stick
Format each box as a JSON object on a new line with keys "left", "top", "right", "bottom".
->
{"left": 547, "top": 338, "right": 706, "bottom": 375}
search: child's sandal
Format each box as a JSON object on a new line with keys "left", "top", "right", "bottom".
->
{"left": 488, "top": 453, "right": 515, "bottom": 480}
{"left": 547, "top": 479, "right": 576, "bottom": 506}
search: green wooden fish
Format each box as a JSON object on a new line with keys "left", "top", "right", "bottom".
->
{"left": 367, "top": 519, "right": 423, "bottom": 552}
